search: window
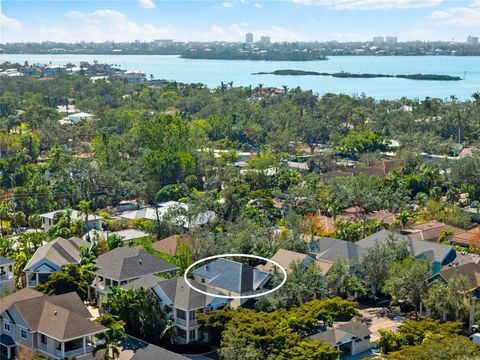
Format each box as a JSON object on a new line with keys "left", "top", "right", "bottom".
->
{"left": 4, "top": 323, "right": 10, "bottom": 332}
{"left": 176, "top": 309, "right": 186, "bottom": 320}
{"left": 20, "top": 329, "right": 27, "bottom": 340}
{"left": 201, "top": 278, "right": 205, "bottom": 283}
{"left": 177, "top": 328, "right": 186, "bottom": 339}
{"left": 189, "top": 329, "right": 196, "bottom": 340}
{"left": 189, "top": 310, "right": 196, "bottom": 320}
{"left": 40, "top": 334, "right": 47, "bottom": 344}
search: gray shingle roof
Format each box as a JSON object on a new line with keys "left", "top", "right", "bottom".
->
{"left": 308, "top": 321, "right": 370, "bottom": 346}
{"left": 94, "top": 247, "right": 178, "bottom": 281}
{"left": 131, "top": 344, "right": 189, "bottom": 360}
{"left": 1, "top": 291, "right": 106, "bottom": 341}
{"left": 192, "top": 258, "right": 271, "bottom": 293}
{"left": 306, "top": 237, "right": 367, "bottom": 264}
{"left": 357, "top": 229, "right": 455, "bottom": 264}
{"left": 24, "top": 237, "right": 91, "bottom": 271}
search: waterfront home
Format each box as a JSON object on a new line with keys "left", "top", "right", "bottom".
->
{"left": 125, "top": 275, "right": 229, "bottom": 344}
{"left": 192, "top": 259, "right": 272, "bottom": 307}
{"left": 39, "top": 209, "right": 103, "bottom": 233}
{"left": 0, "top": 256, "right": 15, "bottom": 295}
{"left": 24, "top": 237, "right": 91, "bottom": 288}
{"left": 91, "top": 247, "right": 178, "bottom": 304}
{"left": 0, "top": 289, "right": 106, "bottom": 360}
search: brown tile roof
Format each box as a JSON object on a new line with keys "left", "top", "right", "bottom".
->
{"left": 150, "top": 235, "right": 189, "bottom": 256}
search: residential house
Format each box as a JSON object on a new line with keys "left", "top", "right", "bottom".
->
{"left": 463, "top": 205, "right": 480, "bottom": 222}
{"left": 83, "top": 228, "right": 150, "bottom": 244}
{"left": 452, "top": 227, "right": 480, "bottom": 248}
{"left": 192, "top": 259, "right": 272, "bottom": 307}
{"left": 39, "top": 209, "right": 103, "bottom": 232}
{"left": 67, "top": 112, "right": 94, "bottom": 124}
{"left": 125, "top": 275, "right": 229, "bottom": 344}
{"left": 430, "top": 263, "right": 480, "bottom": 299}
{"left": 307, "top": 321, "right": 371, "bottom": 356}
{"left": 402, "top": 220, "right": 463, "bottom": 242}
{"left": 322, "top": 160, "right": 402, "bottom": 180}
{"left": 356, "top": 229, "right": 457, "bottom": 273}
{"left": 23, "top": 237, "right": 91, "bottom": 288}
{"left": 131, "top": 344, "right": 189, "bottom": 360}
{"left": 313, "top": 210, "right": 395, "bottom": 234}
{"left": 119, "top": 201, "right": 216, "bottom": 229}
{"left": 261, "top": 249, "right": 333, "bottom": 276}
{"left": 0, "top": 289, "right": 106, "bottom": 360}
{"left": 0, "top": 256, "right": 15, "bottom": 295}
{"left": 150, "top": 234, "right": 190, "bottom": 256}
{"left": 91, "top": 247, "right": 178, "bottom": 304}
{"left": 306, "top": 237, "right": 367, "bottom": 266}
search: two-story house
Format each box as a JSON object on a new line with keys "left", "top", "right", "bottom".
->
{"left": 0, "top": 288, "right": 106, "bottom": 360}
{"left": 91, "top": 247, "right": 178, "bottom": 305}
{"left": 192, "top": 259, "right": 272, "bottom": 307}
{"left": 0, "top": 256, "right": 15, "bottom": 295}
{"left": 125, "top": 275, "right": 229, "bottom": 344}
{"left": 39, "top": 210, "right": 103, "bottom": 233}
{"left": 24, "top": 237, "right": 92, "bottom": 288}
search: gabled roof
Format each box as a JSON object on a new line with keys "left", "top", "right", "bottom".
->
{"left": 357, "top": 229, "right": 455, "bottom": 265}
{"left": 0, "top": 255, "right": 14, "bottom": 266}
{"left": 306, "top": 237, "right": 366, "bottom": 264}
{"left": 151, "top": 235, "right": 189, "bottom": 256}
{"left": 440, "top": 263, "right": 480, "bottom": 291}
{"left": 264, "top": 249, "right": 312, "bottom": 273}
{"left": 1, "top": 291, "right": 105, "bottom": 341}
{"left": 94, "top": 247, "right": 178, "bottom": 281}
{"left": 0, "top": 288, "right": 44, "bottom": 313}
{"left": 308, "top": 321, "right": 370, "bottom": 346}
{"left": 407, "top": 220, "right": 463, "bottom": 242}
{"left": 126, "top": 275, "right": 226, "bottom": 311}
{"left": 24, "top": 237, "right": 91, "bottom": 272}
{"left": 192, "top": 258, "right": 271, "bottom": 294}
{"left": 131, "top": 344, "right": 189, "bottom": 360}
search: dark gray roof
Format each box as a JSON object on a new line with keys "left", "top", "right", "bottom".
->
{"left": 0, "top": 255, "right": 14, "bottom": 265}
{"left": 192, "top": 258, "right": 271, "bottom": 293}
{"left": 94, "top": 247, "right": 178, "bottom": 281}
{"left": 356, "top": 229, "right": 455, "bottom": 264}
{"left": 308, "top": 321, "right": 370, "bottom": 346}
{"left": 306, "top": 237, "right": 367, "bottom": 264}
{"left": 131, "top": 344, "right": 189, "bottom": 360}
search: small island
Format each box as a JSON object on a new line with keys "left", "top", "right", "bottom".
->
{"left": 253, "top": 70, "right": 462, "bottom": 81}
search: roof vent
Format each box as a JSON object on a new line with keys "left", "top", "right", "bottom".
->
{"left": 139, "top": 259, "right": 142, "bottom": 265}
{"left": 205, "top": 265, "right": 209, "bottom": 270}
{"left": 54, "top": 311, "right": 57, "bottom": 316}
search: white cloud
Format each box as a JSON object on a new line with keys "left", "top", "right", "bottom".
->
{"left": 431, "top": 1, "right": 480, "bottom": 26}
{"left": 35, "top": 9, "right": 176, "bottom": 42}
{"left": 254, "top": 3, "right": 263, "bottom": 8}
{"left": 0, "top": 13, "right": 23, "bottom": 32}
{"left": 217, "top": 2, "right": 234, "bottom": 9}
{"left": 138, "top": 0, "right": 157, "bottom": 9}
{"left": 292, "top": 0, "right": 442, "bottom": 10}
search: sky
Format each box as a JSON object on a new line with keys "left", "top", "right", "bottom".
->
{"left": 0, "top": 0, "right": 479, "bottom": 43}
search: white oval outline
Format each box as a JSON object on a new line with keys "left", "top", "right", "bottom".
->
{"left": 183, "top": 253, "right": 287, "bottom": 299}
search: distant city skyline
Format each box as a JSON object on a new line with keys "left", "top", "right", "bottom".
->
{"left": 1, "top": 0, "right": 479, "bottom": 43}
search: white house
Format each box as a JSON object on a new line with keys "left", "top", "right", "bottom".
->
{"left": 39, "top": 209, "right": 103, "bottom": 232}
{"left": 67, "top": 112, "right": 94, "bottom": 124}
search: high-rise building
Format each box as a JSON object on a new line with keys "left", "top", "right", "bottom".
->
{"left": 259, "top": 35, "right": 271, "bottom": 45}
{"left": 385, "top": 36, "right": 398, "bottom": 45}
{"left": 467, "top": 35, "right": 479, "bottom": 45}
{"left": 372, "top": 36, "right": 384, "bottom": 44}
{"left": 245, "top": 32, "right": 254, "bottom": 43}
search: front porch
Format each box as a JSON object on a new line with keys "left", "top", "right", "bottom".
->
{"left": 37, "top": 333, "right": 101, "bottom": 360}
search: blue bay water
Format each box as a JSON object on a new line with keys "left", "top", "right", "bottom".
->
{"left": 1, "top": 54, "right": 479, "bottom": 100}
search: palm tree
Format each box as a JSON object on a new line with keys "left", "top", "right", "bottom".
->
{"left": 77, "top": 200, "right": 93, "bottom": 232}
{"left": 15, "top": 251, "right": 28, "bottom": 288}
{"left": 93, "top": 314, "right": 126, "bottom": 360}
